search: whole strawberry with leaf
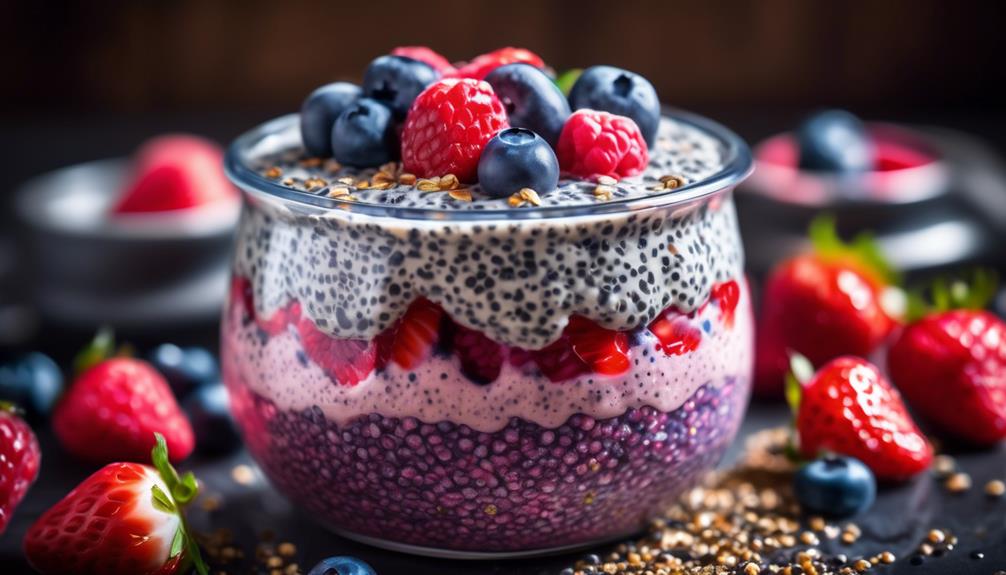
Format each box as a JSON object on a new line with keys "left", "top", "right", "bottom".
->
{"left": 53, "top": 329, "right": 195, "bottom": 464}
{"left": 888, "top": 270, "right": 1006, "bottom": 445}
{"left": 0, "top": 402, "right": 40, "bottom": 535}
{"left": 755, "top": 217, "right": 902, "bottom": 397}
{"left": 24, "top": 434, "right": 207, "bottom": 575}
{"left": 787, "top": 354, "right": 932, "bottom": 482}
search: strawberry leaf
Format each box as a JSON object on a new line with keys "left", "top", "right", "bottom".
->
{"left": 150, "top": 484, "right": 177, "bottom": 514}
{"left": 785, "top": 352, "right": 813, "bottom": 419}
{"left": 73, "top": 326, "right": 115, "bottom": 375}
{"left": 554, "top": 69, "right": 582, "bottom": 95}
{"left": 808, "top": 215, "right": 899, "bottom": 286}
{"left": 169, "top": 526, "right": 185, "bottom": 558}
{"left": 906, "top": 268, "right": 1000, "bottom": 321}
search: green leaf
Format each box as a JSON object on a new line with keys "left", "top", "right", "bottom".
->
{"left": 150, "top": 484, "right": 177, "bottom": 514}
{"left": 169, "top": 525, "right": 186, "bottom": 558}
{"left": 807, "top": 215, "right": 899, "bottom": 286}
{"left": 73, "top": 326, "right": 115, "bottom": 375}
{"left": 150, "top": 432, "right": 199, "bottom": 505}
{"left": 187, "top": 531, "right": 209, "bottom": 575}
{"left": 554, "top": 68, "right": 582, "bottom": 96}
{"left": 808, "top": 214, "right": 842, "bottom": 256}
{"left": 905, "top": 268, "right": 1000, "bottom": 321}
{"left": 785, "top": 353, "right": 812, "bottom": 419}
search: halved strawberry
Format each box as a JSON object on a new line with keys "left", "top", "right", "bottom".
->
{"left": 451, "top": 323, "right": 504, "bottom": 384}
{"left": 567, "top": 316, "right": 630, "bottom": 375}
{"left": 447, "top": 47, "right": 545, "bottom": 80}
{"left": 711, "top": 280, "right": 741, "bottom": 328}
{"left": 112, "top": 135, "right": 236, "bottom": 214}
{"left": 386, "top": 298, "right": 444, "bottom": 370}
{"left": 789, "top": 355, "right": 932, "bottom": 482}
{"left": 228, "top": 276, "right": 301, "bottom": 336}
{"left": 648, "top": 310, "right": 702, "bottom": 356}
{"left": 296, "top": 316, "right": 376, "bottom": 386}
{"left": 24, "top": 434, "right": 207, "bottom": 575}
{"left": 526, "top": 316, "right": 630, "bottom": 382}
{"left": 391, "top": 46, "right": 455, "bottom": 74}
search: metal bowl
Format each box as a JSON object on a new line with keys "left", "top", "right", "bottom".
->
{"left": 15, "top": 158, "right": 241, "bottom": 330}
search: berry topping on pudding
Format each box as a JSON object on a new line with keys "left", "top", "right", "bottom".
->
{"left": 362, "top": 54, "right": 439, "bottom": 120}
{"left": 400, "top": 78, "right": 509, "bottom": 182}
{"left": 300, "top": 82, "right": 362, "bottom": 158}
{"left": 448, "top": 46, "right": 545, "bottom": 80}
{"left": 477, "top": 128, "right": 559, "bottom": 198}
{"left": 113, "top": 135, "right": 235, "bottom": 213}
{"left": 557, "top": 109, "right": 649, "bottom": 179}
{"left": 331, "top": 98, "right": 397, "bottom": 167}
{"left": 391, "top": 46, "right": 455, "bottom": 74}
{"left": 796, "top": 109, "right": 875, "bottom": 172}
{"left": 568, "top": 66, "right": 661, "bottom": 146}
{"left": 484, "top": 63, "right": 571, "bottom": 146}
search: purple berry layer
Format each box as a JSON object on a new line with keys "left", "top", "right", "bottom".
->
{"left": 227, "top": 378, "right": 747, "bottom": 553}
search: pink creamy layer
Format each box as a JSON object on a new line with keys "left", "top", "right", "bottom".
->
{"left": 221, "top": 280, "right": 753, "bottom": 433}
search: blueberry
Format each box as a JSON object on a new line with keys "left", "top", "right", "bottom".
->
{"left": 0, "top": 352, "right": 63, "bottom": 418}
{"left": 796, "top": 109, "right": 875, "bottom": 172}
{"left": 148, "top": 344, "right": 219, "bottom": 398}
{"left": 568, "top": 65, "right": 660, "bottom": 146}
{"left": 477, "top": 128, "right": 559, "bottom": 199}
{"left": 484, "top": 63, "right": 571, "bottom": 147}
{"left": 307, "top": 556, "right": 376, "bottom": 575}
{"left": 362, "top": 55, "right": 438, "bottom": 120}
{"left": 183, "top": 382, "right": 242, "bottom": 455}
{"left": 331, "top": 98, "right": 397, "bottom": 168}
{"left": 794, "top": 455, "right": 876, "bottom": 517}
{"left": 300, "top": 82, "right": 362, "bottom": 157}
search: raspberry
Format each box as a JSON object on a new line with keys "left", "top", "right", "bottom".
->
{"left": 400, "top": 79, "right": 509, "bottom": 182}
{"left": 449, "top": 47, "right": 545, "bottom": 81}
{"left": 556, "top": 109, "right": 649, "bottom": 179}
{"left": 391, "top": 46, "right": 455, "bottom": 74}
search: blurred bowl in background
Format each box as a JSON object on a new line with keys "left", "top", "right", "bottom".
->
{"left": 15, "top": 158, "right": 241, "bottom": 331}
{"left": 738, "top": 123, "right": 1003, "bottom": 279}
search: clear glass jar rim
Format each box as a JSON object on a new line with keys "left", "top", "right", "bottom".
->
{"left": 224, "top": 108, "right": 753, "bottom": 221}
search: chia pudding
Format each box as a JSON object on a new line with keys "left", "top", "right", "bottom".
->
{"left": 221, "top": 109, "right": 754, "bottom": 556}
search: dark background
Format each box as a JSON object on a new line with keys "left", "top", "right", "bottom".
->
{"left": 2, "top": 3, "right": 1006, "bottom": 574}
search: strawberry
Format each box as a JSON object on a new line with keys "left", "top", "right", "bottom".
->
{"left": 888, "top": 270, "right": 1006, "bottom": 445}
{"left": 711, "top": 280, "right": 741, "bottom": 328}
{"left": 649, "top": 309, "right": 703, "bottom": 356}
{"left": 228, "top": 276, "right": 301, "bottom": 336}
{"left": 788, "top": 355, "right": 932, "bottom": 481}
{"left": 112, "top": 134, "right": 236, "bottom": 214}
{"left": 567, "top": 316, "right": 630, "bottom": 375}
{"left": 391, "top": 46, "right": 455, "bottom": 74}
{"left": 296, "top": 316, "right": 376, "bottom": 386}
{"left": 450, "top": 323, "right": 505, "bottom": 384}
{"left": 54, "top": 332, "right": 194, "bottom": 464}
{"left": 0, "top": 403, "right": 40, "bottom": 535}
{"left": 448, "top": 47, "right": 545, "bottom": 81}
{"left": 383, "top": 298, "right": 445, "bottom": 370}
{"left": 527, "top": 316, "right": 630, "bottom": 382}
{"left": 755, "top": 217, "right": 901, "bottom": 397}
{"left": 24, "top": 434, "right": 207, "bottom": 575}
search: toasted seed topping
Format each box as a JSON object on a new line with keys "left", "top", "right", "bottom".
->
{"left": 593, "top": 185, "right": 615, "bottom": 201}
{"left": 264, "top": 166, "right": 282, "bottom": 179}
{"left": 448, "top": 188, "right": 472, "bottom": 202}
{"left": 984, "top": 479, "right": 1005, "bottom": 497}
{"left": 398, "top": 173, "right": 417, "bottom": 185}
{"left": 597, "top": 175, "right": 618, "bottom": 186}
{"left": 439, "top": 173, "right": 460, "bottom": 190}
{"left": 945, "top": 472, "right": 971, "bottom": 492}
